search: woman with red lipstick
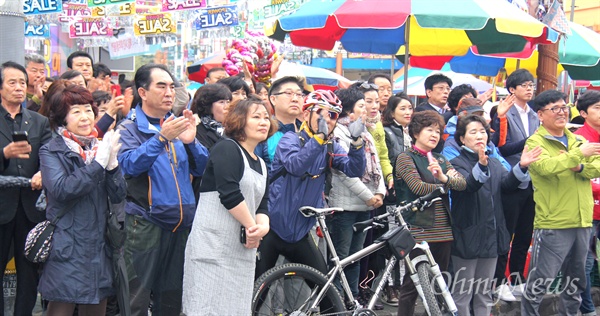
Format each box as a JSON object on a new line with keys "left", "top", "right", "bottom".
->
{"left": 395, "top": 110, "right": 467, "bottom": 316}
{"left": 448, "top": 115, "right": 540, "bottom": 316}
{"left": 38, "top": 84, "right": 126, "bottom": 315}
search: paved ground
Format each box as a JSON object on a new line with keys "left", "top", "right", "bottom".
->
{"left": 10, "top": 285, "right": 600, "bottom": 315}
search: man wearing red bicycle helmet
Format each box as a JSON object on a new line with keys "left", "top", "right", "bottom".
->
{"left": 255, "top": 89, "right": 367, "bottom": 279}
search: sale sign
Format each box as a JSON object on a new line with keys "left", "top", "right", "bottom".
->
{"left": 161, "top": 0, "right": 206, "bottom": 12}
{"left": 69, "top": 17, "right": 113, "bottom": 38}
{"left": 192, "top": 5, "right": 238, "bottom": 30}
{"left": 59, "top": 3, "right": 92, "bottom": 22}
{"left": 92, "top": 2, "right": 135, "bottom": 16}
{"left": 24, "top": 22, "right": 50, "bottom": 38}
{"left": 87, "top": 0, "right": 134, "bottom": 8}
{"left": 24, "top": 0, "right": 63, "bottom": 15}
{"left": 134, "top": 13, "right": 175, "bottom": 36}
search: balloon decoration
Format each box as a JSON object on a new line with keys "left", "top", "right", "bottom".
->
{"left": 222, "top": 31, "right": 278, "bottom": 85}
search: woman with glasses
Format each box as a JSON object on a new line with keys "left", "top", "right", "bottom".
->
{"left": 327, "top": 88, "right": 386, "bottom": 301}
{"left": 395, "top": 110, "right": 467, "bottom": 316}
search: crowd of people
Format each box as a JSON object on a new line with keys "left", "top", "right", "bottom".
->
{"left": 1, "top": 50, "right": 600, "bottom": 316}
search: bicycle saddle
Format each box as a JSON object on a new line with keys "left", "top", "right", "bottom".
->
{"left": 299, "top": 206, "right": 343, "bottom": 217}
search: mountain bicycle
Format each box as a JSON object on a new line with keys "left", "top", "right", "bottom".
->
{"left": 251, "top": 187, "right": 458, "bottom": 316}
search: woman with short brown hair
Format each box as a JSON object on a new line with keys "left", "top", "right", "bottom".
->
{"left": 183, "top": 96, "right": 277, "bottom": 314}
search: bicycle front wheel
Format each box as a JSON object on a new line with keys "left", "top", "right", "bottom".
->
{"left": 252, "top": 263, "right": 346, "bottom": 316}
{"left": 416, "top": 262, "right": 443, "bottom": 316}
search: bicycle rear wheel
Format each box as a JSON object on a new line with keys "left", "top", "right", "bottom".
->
{"left": 252, "top": 263, "right": 346, "bottom": 316}
{"left": 416, "top": 262, "right": 443, "bottom": 316}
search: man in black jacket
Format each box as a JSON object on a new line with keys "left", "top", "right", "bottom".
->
{"left": 0, "top": 61, "right": 51, "bottom": 315}
{"left": 415, "top": 73, "right": 453, "bottom": 153}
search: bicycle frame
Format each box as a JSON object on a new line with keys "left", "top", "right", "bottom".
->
{"left": 304, "top": 195, "right": 458, "bottom": 315}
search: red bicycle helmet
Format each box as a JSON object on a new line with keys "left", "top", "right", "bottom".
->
{"left": 303, "top": 90, "right": 343, "bottom": 113}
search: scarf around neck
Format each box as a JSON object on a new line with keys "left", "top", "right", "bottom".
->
{"left": 58, "top": 126, "right": 99, "bottom": 165}
{"left": 201, "top": 115, "right": 224, "bottom": 136}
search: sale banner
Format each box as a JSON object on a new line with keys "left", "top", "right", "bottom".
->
{"left": 24, "top": 0, "right": 63, "bottom": 15}
{"left": 192, "top": 5, "right": 238, "bottom": 30}
{"left": 162, "top": 0, "right": 207, "bottom": 12}
{"left": 69, "top": 17, "right": 113, "bottom": 38}
{"left": 134, "top": 13, "right": 176, "bottom": 36}
{"left": 87, "top": 0, "right": 134, "bottom": 8}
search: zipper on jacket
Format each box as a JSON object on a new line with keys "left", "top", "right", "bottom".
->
{"left": 167, "top": 142, "right": 184, "bottom": 232}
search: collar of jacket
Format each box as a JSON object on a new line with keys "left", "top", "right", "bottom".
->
{"left": 131, "top": 104, "right": 173, "bottom": 135}
{"left": 537, "top": 125, "right": 585, "bottom": 148}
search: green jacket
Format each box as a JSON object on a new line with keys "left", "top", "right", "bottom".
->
{"left": 526, "top": 125, "right": 600, "bottom": 229}
{"left": 368, "top": 121, "right": 393, "bottom": 183}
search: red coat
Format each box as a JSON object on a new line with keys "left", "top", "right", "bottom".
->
{"left": 574, "top": 122, "right": 600, "bottom": 220}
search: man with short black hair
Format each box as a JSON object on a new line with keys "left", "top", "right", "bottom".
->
{"left": 490, "top": 69, "right": 539, "bottom": 301}
{"left": 67, "top": 51, "right": 94, "bottom": 81}
{"left": 0, "top": 61, "right": 52, "bottom": 315}
{"left": 205, "top": 67, "right": 228, "bottom": 84}
{"left": 415, "top": 73, "right": 454, "bottom": 122}
{"left": 255, "top": 76, "right": 304, "bottom": 167}
{"left": 521, "top": 90, "right": 600, "bottom": 315}
{"left": 117, "top": 63, "right": 209, "bottom": 315}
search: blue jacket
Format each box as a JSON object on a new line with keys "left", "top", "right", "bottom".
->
{"left": 117, "top": 105, "right": 209, "bottom": 231}
{"left": 269, "top": 130, "right": 366, "bottom": 243}
{"left": 38, "top": 137, "right": 127, "bottom": 304}
{"left": 255, "top": 119, "right": 301, "bottom": 168}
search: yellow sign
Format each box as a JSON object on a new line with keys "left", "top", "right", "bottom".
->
{"left": 134, "top": 13, "right": 175, "bottom": 36}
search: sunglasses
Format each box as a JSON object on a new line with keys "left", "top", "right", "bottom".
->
{"left": 359, "top": 82, "right": 379, "bottom": 90}
{"left": 313, "top": 107, "right": 340, "bottom": 120}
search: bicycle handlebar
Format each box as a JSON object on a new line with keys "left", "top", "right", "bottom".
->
{"left": 352, "top": 187, "right": 446, "bottom": 232}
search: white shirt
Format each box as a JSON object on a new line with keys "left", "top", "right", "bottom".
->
{"left": 516, "top": 103, "right": 531, "bottom": 137}
{"left": 429, "top": 103, "right": 445, "bottom": 114}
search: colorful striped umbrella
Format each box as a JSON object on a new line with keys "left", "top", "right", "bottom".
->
{"left": 266, "top": 0, "right": 556, "bottom": 57}
{"left": 412, "top": 22, "right": 600, "bottom": 80}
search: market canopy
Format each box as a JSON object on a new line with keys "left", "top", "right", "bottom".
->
{"left": 265, "top": 0, "right": 558, "bottom": 56}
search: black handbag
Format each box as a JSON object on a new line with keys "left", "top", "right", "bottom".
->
{"left": 24, "top": 204, "right": 69, "bottom": 263}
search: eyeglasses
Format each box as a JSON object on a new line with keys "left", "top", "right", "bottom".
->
{"left": 313, "top": 107, "right": 340, "bottom": 120}
{"left": 541, "top": 106, "right": 569, "bottom": 114}
{"left": 433, "top": 85, "right": 452, "bottom": 92}
{"left": 359, "top": 82, "right": 379, "bottom": 90}
{"left": 274, "top": 91, "right": 304, "bottom": 99}
{"left": 519, "top": 83, "right": 536, "bottom": 89}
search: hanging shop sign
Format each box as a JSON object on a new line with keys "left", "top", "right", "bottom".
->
{"left": 162, "top": 0, "right": 207, "bottom": 12}
{"left": 59, "top": 3, "right": 92, "bottom": 22}
{"left": 263, "top": 0, "right": 299, "bottom": 19}
{"left": 134, "top": 13, "right": 176, "bottom": 35}
{"left": 192, "top": 5, "right": 238, "bottom": 30}
{"left": 24, "top": 0, "right": 63, "bottom": 15}
{"left": 108, "top": 35, "right": 149, "bottom": 59}
{"left": 87, "top": 0, "right": 134, "bottom": 7}
{"left": 69, "top": 17, "right": 113, "bottom": 38}
{"left": 92, "top": 2, "right": 135, "bottom": 16}
{"left": 24, "top": 22, "right": 50, "bottom": 38}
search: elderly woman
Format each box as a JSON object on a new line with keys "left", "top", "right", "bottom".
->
{"left": 449, "top": 115, "right": 539, "bottom": 316}
{"left": 59, "top": 70, "right": 86, "bottom": 88}
{"left": 38, "top": 84, "right": 126, "bottom": 315}
{"left": 183, "top": 96, "right": 276, "bottom": 315}
{"left": 395, "top": 110, "right": 467, "bottom": 316}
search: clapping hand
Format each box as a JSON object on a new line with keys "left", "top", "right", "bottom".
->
{"left": 496, "top": 94, "right": 517, "bottom": 118}
{"left": 160, "top": 110, "right": 195, "bottom": 143}
{"left": 519, "top": 145, "right": 542, "bottom": 168}
{"left": 106, "top": 130, "right": 122, "bottom": 171}
{"left": 348, "top": 117, "right": 366, "bottom": 141}
{"left": 478, "top": 146, "right": 488, "bottom": 166}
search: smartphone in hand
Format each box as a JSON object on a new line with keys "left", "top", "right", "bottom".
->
{"left": 240, "top": 226, "right": 246, "bottom": 244}
{"left": 111, "top": 84, "right": 122, "bottom": 97}
{"left": 12, "top": 131, "right": 29, "bottom": 143}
